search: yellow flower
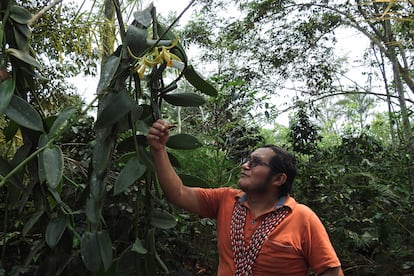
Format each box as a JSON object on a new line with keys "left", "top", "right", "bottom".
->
{"left": 128, "top": 38, "right": 183, "bottom": 79}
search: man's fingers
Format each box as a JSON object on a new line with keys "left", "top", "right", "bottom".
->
{"left": 151, "top": 119, "right": 168, "bottom": 131}
{"left": 147, "top": 133, "right": 160, "bottom": 140}
{"left": 148, "top": 120, "right": 172, "bottom": 142}
{"left": 149, "top": 125, "right": 167, "bottom": 136}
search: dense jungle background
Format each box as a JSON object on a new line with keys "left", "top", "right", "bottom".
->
{"left": 0, "top": 0, "right": 413, "bottom": 275}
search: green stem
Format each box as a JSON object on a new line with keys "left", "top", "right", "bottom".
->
{"left": 0, "top": 94, "right": 99, "bottom": 188}
{"left": 66, "top": 222, "right": 82, "bottom": 241}
{"left": 0, "top": 1, "right": 11, "bottom": 66}
{"left": 62, "top": 174, "right": 82, "bottom": 190}
{"left": 0, "top": 142, "right": 50, "bottom": 187}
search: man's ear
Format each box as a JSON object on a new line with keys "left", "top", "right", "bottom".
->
{"left": 272, "top": 173, "right": 287, "bottom": 187}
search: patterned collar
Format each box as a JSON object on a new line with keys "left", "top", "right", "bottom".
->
{"left": 236, "top": 193, "right": 289, "bottom": 210}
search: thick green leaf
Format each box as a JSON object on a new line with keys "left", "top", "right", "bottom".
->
{"left": 6, "top": 48, "right": 41, "bottom": 68}
{"left": 37, "top": 134, "right": 48, "bottom": 183}
{"left": 49, "top": 107, "right": 76, "bottom": 137}
{"left": 117, "top": 152, "right": 135, "bottom": 165}
{"left": 179, "top": 173, "right": 210, "bottom": 188}
{"left": 81, "top": 231, "right": 102, "bottom": 272}
{"left": 137, "top": 146, "right": 155, "bottom": 172}
{"left": 114, "top": 155, "right": 146, "bottom": 195}
{"left": 0, "top": 78, "right": 15, "bottom": 115}
{"left": 146, "top": 38, "right": 173, "bottom": 47}
{"left": 150, "top": 209, "right": 177, "bottom": 230}
{"left": 95, "top": 93, "right": 136, "bottom": 129}
{"left": 9, "top": 5, "right": 33, "bottom": 24}
{"left": 96, "top": 55, "right": 121, "bottom": 93}
{"left": 5, "top": 95, "right": 44, "bottom": 132}
{"left": 133, "top": 6, "right": 152, "bottom": 28}
{"left": 92, "top": 128, "right": 112, "bottom": 175}
{"left": 125, "top": 25, "right": 148, "bottom": 57}
{"left": 132, "top": 238, "right": 148, "bottom": 254}
{"left": 117, "top": 135, "right": 147, "bottom": 154}
{"left": 97, "top": 230, "right": 113, "bottom": 272}
{"left": 4, "top": 120, "right": 18, "bottom": 142}
{"left": 23, "top": 208, "right": 44, "bottom": 236}
{"left": 162, "top": 92, "right": 205, "bottom": 107}
{"left": 117, "top": 105, "right": 144, "bottom": 133}
{"left": 39, "top": 145, "right": 63, "bottom": 189}
{"left": 13, "top": 24, "right": 29, "bottom": 53}
{"left": 184, "top": 65, "right": 218, "bottom": 97}
{"left": 43, "top": 115, "right": 57, "bottom": 132}
{"left": 45, "top": 216, "right": 68, "bottom": 248}
{"left": 38, "top": 132, "right": 49, "bottom": 147}
{"left": 14, "top": 22, "right": 31, "bottom": 39}
{"left": 166, "top": 133, "right": 203, "bottom": 149}
{"left": 135, "top": 119, "right": 150, "bottom": 133}
{"left": 168, "top": 152, "right": 181, "bottom": 168}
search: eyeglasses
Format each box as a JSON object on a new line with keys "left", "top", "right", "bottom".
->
{"left": 242, "top": 156, "right": 270, "bottom": 168}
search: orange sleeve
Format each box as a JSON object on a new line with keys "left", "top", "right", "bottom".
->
{"left": 194, "top": 187, "right": 230, "bottom": 219}
{"left": 303, "top": 211, "right": 341, "bottom": 274}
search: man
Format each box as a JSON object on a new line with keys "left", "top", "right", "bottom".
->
{"left": 147, "top": 119, "right": 343, "bottom": 276}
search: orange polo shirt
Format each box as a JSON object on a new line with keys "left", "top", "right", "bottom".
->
{"left": 195, "top": 187, "right": 341, "bottom": 276}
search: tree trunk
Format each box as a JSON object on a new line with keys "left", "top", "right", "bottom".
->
{"left": 101, "top": 0, "right": 115, "bottom": 65}
{"left": 385, "top": 20, "right": 414, "bottom": 191}
{"left": 372, "top": 46, "right": 396, "bottom": 145}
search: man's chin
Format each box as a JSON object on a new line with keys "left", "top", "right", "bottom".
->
{"left": 237, "top": 181, "right": 248, "bottom": 192}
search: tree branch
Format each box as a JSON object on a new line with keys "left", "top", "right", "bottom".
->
{"left": 113, "top": 0, "right": 126, "bottom": 43}
{"left": 277, "top": 87, "right": 414, "bottom": 115}
{"left": 309, "top": 2, "right": 414, "bottom": 95}
{"left": 29, "top": 0, "right": 63, "bottom": 27}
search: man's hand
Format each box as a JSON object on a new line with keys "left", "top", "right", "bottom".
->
{"left": 146, "top": 119, "right": 200, "bottom": 214}
{"left": 147, "top": 119, "right": 171, "bottom": 151}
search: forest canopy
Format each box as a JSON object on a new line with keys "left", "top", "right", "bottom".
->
{"left": 0, "top": 0, "right": 413, "bottom": 275}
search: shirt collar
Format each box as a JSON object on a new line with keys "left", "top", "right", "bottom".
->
{"left": 235, "top": 191, "right": 293, "bottom": 211}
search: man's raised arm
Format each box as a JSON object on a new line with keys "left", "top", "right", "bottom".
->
{"left": 147, "top": 119, "right": 200, "bottom": 214}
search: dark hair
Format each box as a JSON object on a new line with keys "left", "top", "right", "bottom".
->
{"left": 262, "top": 145, "right": 297, "bottom": 196}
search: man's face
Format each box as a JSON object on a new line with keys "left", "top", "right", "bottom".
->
{"left": 237, "top": 148, "right": 276, "bottom": 194}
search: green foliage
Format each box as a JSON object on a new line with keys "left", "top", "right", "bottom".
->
{"left": 45, "top": 216, "right": 68, "bottom": 248}
{"left": 0, "top": 1, "right": 218, "bottom": 274}
{"left": 82, "top": 3, "right": 216, "bottom": 270}
{"left": 288, "top": 103, "right": 321, "bottom": 154}
{"left": 167, "top": 133, "right": 203, "bottom": 149}
{"left": 2, "top": 0, "right": 414, "bottom": 275}
{"left": 290, "top": 117, "right": 414, "bottom": 275}
{"left": 183, "top": 65, "right": 218, "bottom": 97}
{"left": 0, "top": 79, "right": 15, "bottom": 114}
{"left": 5, "top": 95, "right": 44, "bottom": 132}
{"left": 172, "top": 146, "right": 239, "bottom": 188}
{"left": 38, "top": 144, "right": 64, "bottom": 189}
{"left": 163, "top": 92, "right": 206, "bottom": 107}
